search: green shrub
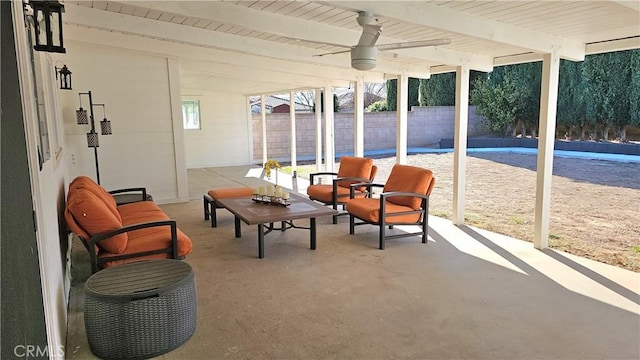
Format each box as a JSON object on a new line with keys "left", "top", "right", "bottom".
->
{"left": 367, "top": 100, "right": 388, "bottom": 112}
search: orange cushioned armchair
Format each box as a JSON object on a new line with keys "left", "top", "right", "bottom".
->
{"left": 346, "top": 164, "right": 435, "bottom": 250}
{"left": 307, "top": 156, "right": 377, "bottom": 224}
{"left": 64, "top": 176, "right": 192, "bottom": 273}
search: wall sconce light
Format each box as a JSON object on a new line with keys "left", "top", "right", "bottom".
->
{"left": 55, "top": 63, "right": 72, "bottom": 90}
{"left": 28, "top": 0, "right": 67, "bottom": 53}
{"left": 76, "top": 91, "right": 113, "bottom": 184}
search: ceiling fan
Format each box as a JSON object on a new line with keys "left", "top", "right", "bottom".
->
{"left": 315, "top": 11, "right": 450, "bottom": 71}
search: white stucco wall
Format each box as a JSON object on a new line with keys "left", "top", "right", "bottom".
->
{"left": 57, "top": 42, "right": 186, "bottom": 203}
{"left": 182, "top": 90, "right": 252, "bottom": 168}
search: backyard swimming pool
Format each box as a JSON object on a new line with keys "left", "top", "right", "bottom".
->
{"left": 354, "top": 147, "right": 640, "bottom": 164}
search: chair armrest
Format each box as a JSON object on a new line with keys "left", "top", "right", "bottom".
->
{"left": 87, "top": 220, "right": 178, "bottom": 273}
{"left": 333, "top": 176, "right": 371, "bottom": 184}
{"left": 379, "top": 191, "right": 431, "bottom": 221}
{"left": 109, "top": 187, "right": 148, "bottom": 201}
{"left": 309, "top": 172, "right": 338, "bottom": 184}
{"left": 349, "top": 183, "right": 384, "bottom": 198}
{"left": 334, "top": 176, "right": 374, "bottom": 199}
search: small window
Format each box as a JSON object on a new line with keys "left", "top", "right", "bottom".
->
{"left": 182, "top": 100, "right": 200, "bottom": 130}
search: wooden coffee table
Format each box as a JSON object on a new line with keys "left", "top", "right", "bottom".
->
{"left": 215, "top": 192, "right": 338, "bottom": 258}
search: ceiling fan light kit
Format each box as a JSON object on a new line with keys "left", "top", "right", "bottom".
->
{"left": 351, "top": 46, "right": 377, "bottom": 71}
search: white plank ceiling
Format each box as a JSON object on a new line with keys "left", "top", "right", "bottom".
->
{"left": 61, "top": 0, "right": 640, "bottom": 95}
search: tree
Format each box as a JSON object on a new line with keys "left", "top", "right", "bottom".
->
{"left": 385, "top": 77, "right": 421, "bottom": 111}
{"left": 583, "top": 51, "right": 633, "bottom": 141}
{"left": 630, "top": 50, "right": 640, "bottom": 131}
{"left": 459, "top": 50, "right": 638, "bottom": 141}
{"left": 584, "top": 53, "right": 611, "bottom": 140}
{"left": 364, "top": 82, "right": 387, "bottom": 109}
{"left": 470, "top": 62, "right": 541, "bottom": 137}
{"left": 409, "top": 78, "right": 420, "bottom": 108}
{"left": 311, "top": 91, "right": 340, "bottom": 113}
{"left": 604, "top": 51, "right": 632, "bottom": 141}
{"left": 386, "top": 79, "right": 397, "bottom": 111}
{"left": 419, "top": 73, "right": 455, "bottom": 106}
{"left": 418, "top": 71, "right": 492, "bottom": 106}
{"left": 557, "top": 59, "right": 588, "bottom": 140}
{"left": 470, "top": 75, "right": 519, "bottom": 134}
{"left": 295, "top": 90, "right": 315, "bottom": 109}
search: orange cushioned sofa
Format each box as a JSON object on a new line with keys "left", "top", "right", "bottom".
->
{"left": 65, "top": 176, "right": 192, "bottom": 273}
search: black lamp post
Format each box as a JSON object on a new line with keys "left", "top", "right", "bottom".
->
{"left": 55, "top": 64, "right": 72, "bottom": 90}
{"left": 29, "top": 0, "right": 66, "bottom": 53}
{"left": 76, "top": 91, "right": 113, "bottom": 184}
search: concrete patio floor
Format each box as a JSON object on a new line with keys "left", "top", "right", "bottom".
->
{"left": 65, "top": 165, "right": 640, "bottom": 359}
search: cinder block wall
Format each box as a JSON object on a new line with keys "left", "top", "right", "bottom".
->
{"left": 252, "top": 106, "right": 488, "bottom": 162}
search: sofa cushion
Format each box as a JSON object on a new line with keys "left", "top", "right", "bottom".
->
{"left": 66, "top": 187, "right": 128, "bottom": 254}
{"left": 117, "top": 201, "right": 166, "bottom": 223}
{"left": 99, "top": 227, "right": 193, "bottom": 268}
{"left": 69, "top": 176, "right": 121, "bottom": 223}
{"left": 383, "top": 165, "right": 433, "bottom": 209}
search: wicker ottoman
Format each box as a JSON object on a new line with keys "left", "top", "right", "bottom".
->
{"left": 84, "top": 259, "right": 196, "bottom": 359}
{"left": 203, "top": 187, "right": 254, "bottom": 227}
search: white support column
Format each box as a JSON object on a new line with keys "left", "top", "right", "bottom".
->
{"left": 246, "top": 96, "right": 254, "bottom": 162}
{"left": 354, "top": 76, "right": 365, "bottom": 157}
{"left": 534, "top": 49, "right": 561, "bottom": 249}
{"left": 290, "top": 90, "right": 297, "bottom": 172}
{"left": 324, "top": 84, "right": 335, "bottom": 172}
{"left": 261, "top": 94, "right": 267, "bottom": 166}
{"left": 315, "top": 88, "right": 323, "bottom": 172}
{"left": 396, "top": 73, "right": 408, "bottom": 164}
{"left": 452, "top": 63, "right": 470, "bottom": 225}
{"left": 166, "top": 57, "right": 189, "bottom": 201}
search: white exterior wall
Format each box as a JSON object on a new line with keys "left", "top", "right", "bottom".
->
{"left": 58, "top": 42, "right": 185, "bottom": 203}
{"left": 182, "top": 90, "right": 252, "bottom": 168}
{"left": 11, "top": 2, "right": 71, "bottom": 353}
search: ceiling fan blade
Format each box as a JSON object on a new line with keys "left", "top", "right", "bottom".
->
{"left": 357, "top": 24, "right": 382, "bottom": 47}
{"left": 313, "top": 48, "right": 352, "bottom": 57}
{"left": 377, "top": 39, "right": 451, "bottom": 51}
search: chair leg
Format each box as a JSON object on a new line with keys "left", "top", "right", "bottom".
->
{"left": 203, "top": 196, "right": 209, "bottom": 220}
{"left": 379, "top": 223, "right": 385, "bottom": 250}
{"left": 422, "top": 199, "right": 429, "bottom": 243}
{"left": 332, "top": 203, "right": 338, "bottom": 224}
{"left": 349, "top": 214, "right": 355, "bottom": 234}
{"left": 211, "top": 201, "right": 218, "bottom": 228}
{"left": 422, "top": 213, "right": 429, "bottom": 243}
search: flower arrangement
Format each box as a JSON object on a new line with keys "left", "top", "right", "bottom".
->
{"left": 263, "top": 159, "right": 281, "bottom": 178}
